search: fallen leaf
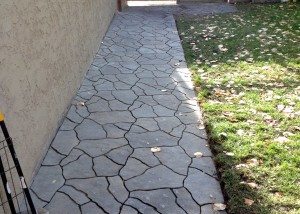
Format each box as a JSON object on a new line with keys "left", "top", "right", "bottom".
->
{"left": 235, "top": 164, "right": 247, "bottom": 169}
{"left": 241, "top": 182, "right": 258, "bottom": 189}
{"left": 238, "top": 100, "right": 246, "bottom": 105}
{"left": 275, "top": 192, "right": 284, "bottom": 197}
{"left": 151, "top": 147, "right": 161, "bottom": 153}
{"left": 197, "top": 124, "right": 205, "bottom": 130}
{"left": 277, "top": 104, "right": 285, "bottom": 112}
{"left": 274, "top": 136, "right": 289, "bottom": 143}
{"left": 247, "top": 158, "right": 259, "bottom": 166}
{"left": 283, "top": 132, "right": 294, "bottom": 137}
{"left": 244, "top": 198, "right": 254, "bottom": 206}
{"left": 77, "top": 102, "right": 85, "bottom": 106}
{"left": 222, "top": 112, "right": 234, "bottom": 117}
{"left": 212, "top": 203, "right": 226, "bottom": 211}
{"left": 237, "top": 129, "right": 244, "bottom": 136}
{"left": 283, "top": 106, "right": 294, "bottom": 113}
{"left": 224, "top": 152, "right": 234, "bottom": 156}
{"left": 247, "top": 120, "right": 256, "bottom": 125}
{"left": 214, "top": 90, "right": 227, "bottom": 95}
{"left": 219, "top": 132, "right": 228, "bottom": 139}
{"left": 194, "top": 152, "right": 203, "bottom": 158}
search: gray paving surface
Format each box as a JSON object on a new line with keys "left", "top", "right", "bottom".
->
{"left": 30, "top": 3, "right": 237, "bottom": 214}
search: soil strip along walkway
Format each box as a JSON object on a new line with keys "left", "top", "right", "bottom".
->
{"left": 30, "top": 4, "right": 236, "bottom": 214}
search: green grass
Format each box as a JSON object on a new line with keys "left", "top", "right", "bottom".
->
{"left": 177, "top": 3, "right": 300, "bottom": 214}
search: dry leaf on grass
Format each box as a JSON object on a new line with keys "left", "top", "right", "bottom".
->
{"left": 237, "top": 129, "right": 244, "bottom": 136}
{"left": 212, "top": 203, "right": 226, "bottom": 211}
{"left": 247, "top": 158, "right": 259, "bottom": 166}
{"left": 244, "top": 198, "right": 254, "bottom": 206}
{"left": 274, "top": 136, "right": 290, "bottom": 143}
{"left": 150, "top": 147, "right": 161, "bottom": 153}
{"left": 275, "top": 192, "right": 284, "bottom": 197}
{"left": 241, "top": 182, "right": 258, "bottom": 189}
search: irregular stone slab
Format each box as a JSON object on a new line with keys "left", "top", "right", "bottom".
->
{"left": 45, "top": 192, "right": 80, "bottom": 214}
{"left": 132, "top": 104, "right": 157, "bottom": 118}
{"left": 137, "top": 96, "right": 158, "bottom": 106}
{"left": 52, "top": 130, "right": 79, "bottom": 155}
{"left": 120, "top": 205, "right": 138, "bottom": 214}
{"left": 120, "top": 61, "right": 140, "bottom": 70}
{"left": 134, "top": 118, "right": 159, "bottom": 132}
{"left": 179, "top": 132, "right": 212, "bottom": 157}
{"left": 67, "top": 177, "right": 121, "bottom": 214}
{"left": 42, "top": 148, "right": 65, "bottom": 166}
{"left": 29, "top": 190, "right": 48, "bottom": 209}
{"left": 129, "top": 125, "right": 147, "bottom": 133}
{"left": 93, "top": 156, "right": 122, "bottom": 176}
{"left": 125, "top": 198, "right": 159, "bottom": 214}
{"left": 103, "top": 124, "right": 127, "bottom": 139}
{"left": 129, "top": 101, "right": 143, "bottom": 111}
{"left": 185, "top": 124, "right": 208, "bottom": 139}
{"left": 131, "top": 189, "right": 186, "bottom": 214}
{"left": 153, "top": 105, "right": 175, "bottom": 117}
{"left": 175, "top": 111, "right": 201, "bottom": 125}
{"left": 178, "top": 104, "right": 196, "bottom": 113}
{"left": 120, "top": 158, "right": 149, "bottom": 180}
{"left": 75, "top": 119, "right": 106, "bottom": 140}
{"left": 201, "top": 204, "right": 227, "bottom": 214}
{"left": 154, "top": 146, "right": 191, "bottom": 175}
{"left": 170, "top": 124, "right": 185, "bottom": 138}
{"left": 109, "top": 100, "right": 130, "bottom": 111}
{"left": 76, "top": 105, "right": 90, "bottom": 118}
{"left": 95, "top": 80, "right": 115, "bottom": 91}
{"left": 126, "top": 131, "right": 179, "bottom": 148}
{"left": 136, "top": 83, "right": 165, "bottom": 96}
{"left": 63, "top": 154, "right": 95, "bottom": 179}
{"left": 191, "top": 157, "right": 218, "bottom": 178}
{"left": 31, "top": 166, "right": 64, "bottom": 202}
{"left": 131, "top": 148, "right": 160, "bottom": 167}
{"left": 67, "top": 105, "right": 84, "bottom": 124}
{"left": 108, "top": 176, "right": 129, "bottom": 203}
{"left": 100, "top": 65, "right": 121, "bottom": 75}
{"left": 89, "top": 111, "right": 135, "bottom": 125}
{"left": 173, "top": 187, "right": 201, "bottom": 213}
{"left": 60, "top": 119, "right": 77, "bottom": 131}
{"left": 185, "top": 168, "right": 224, "bottom": 205}
{"left": 155, "top": 117, "right": 182, "bottom": 133}
{"left": 60, "top": 149, "right": 84, "bottom": 166}
{"left": 116, "top": 74, "right": 139, "bottom": 85}
{"left": 96, "top": 91, "right": 115, "bottom": 101}
{"left": 106, "top": 145, "right": 133, "bottom": 165}
{"left": 76, "top": 138, "right": 128, "bottom": 157}
{"left": 115, "top": 122, "right": 132, "bottom": 131}
{"left": 87, "top": 99, "right": 110, "bottom": 112}
{"left": 125, "top": 165, "right": 184, "bottom": 191}
{"left": 81, "top": 202, "right": 106, "bottom": 214}
{"left": 92, "top": 57, "right": 107, "bottom": 68}
{"left": 112, "top": 90, "right": 138, "bottom": 105}
{"left": 153, "top": 95, "right": 181, "bottom": 110}
{"left": 138, "top": 78, "right": 158, "bottom": 87}
{"left": 59, "top": 185, "right": 90, "bottom": 205}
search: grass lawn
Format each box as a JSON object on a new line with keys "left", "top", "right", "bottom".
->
{"left": 177, "top": 3, "right": 300, "bottom": 214}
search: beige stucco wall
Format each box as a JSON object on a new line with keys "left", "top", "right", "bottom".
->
{"left": 0, "top": 0, "right": 116, "bottom": 181}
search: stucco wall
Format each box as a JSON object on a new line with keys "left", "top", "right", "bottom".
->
{"left": 0, "top": 0, "right": 116, "bottom": 181}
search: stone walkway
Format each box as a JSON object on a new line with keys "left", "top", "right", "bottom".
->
{"left": 30, "top": 4, "right": 237, "bottom": 214}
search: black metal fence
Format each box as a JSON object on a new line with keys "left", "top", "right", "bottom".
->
{"left": 0, "top": 113, "right": 36, "bottom": 214}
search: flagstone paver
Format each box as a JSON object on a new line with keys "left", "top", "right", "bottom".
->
{"left": 30, "top": 3, "right": 237, "bottom": 213}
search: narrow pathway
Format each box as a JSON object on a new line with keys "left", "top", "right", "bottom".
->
{"left": 30, "top": 4, "right": 233, "bottom": 214}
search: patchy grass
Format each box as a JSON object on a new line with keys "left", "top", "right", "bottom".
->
{"left": 177, "top": 3, "right": 300, "bottom": 214}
